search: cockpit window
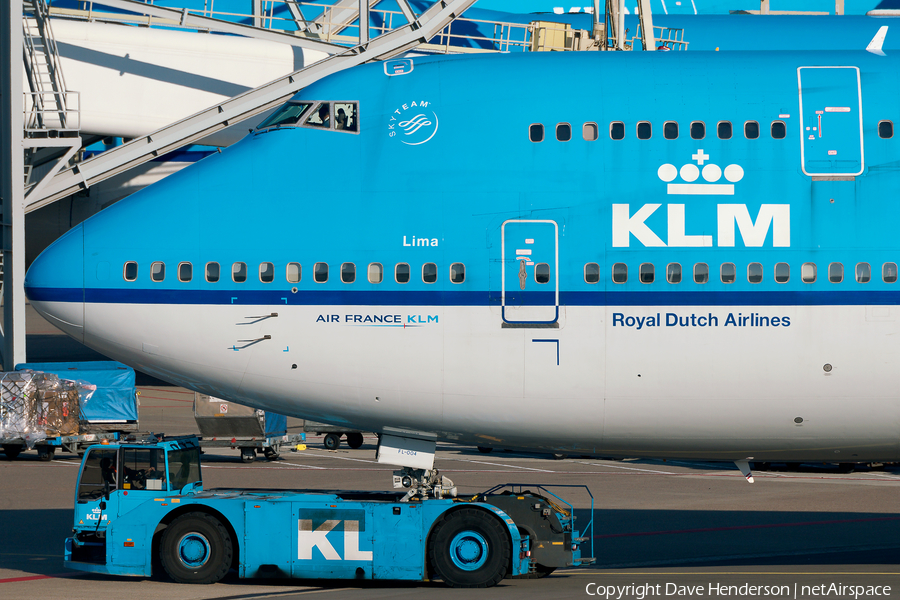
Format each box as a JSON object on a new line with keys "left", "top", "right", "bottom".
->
{"left": 306, "top": 102, "right": 331, "bottom": 128}
{"left": 334, "top": 102, "right": 358, "bottom": 132}
{"left": 258, "top": 102, "right": 312, "bottom": 129}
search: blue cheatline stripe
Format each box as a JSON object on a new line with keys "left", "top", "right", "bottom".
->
{"left": 24, "top": 286, "right": 900, "bottom": 306}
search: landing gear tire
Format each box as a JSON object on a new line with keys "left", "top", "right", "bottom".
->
{"left": 37, "top": 447, "right": 55, "bottom": 461}
{"left": 240, "top": 448, "right": 255, "bottom": 463}
{"left": 263, "top": 447, "right": 279, "bottom": 461}
{"left": 160, "top": 512, "right": 233, "bottom": 584}
{"left": 346, "top": 433, "right": 364, "bottom": 449}
{"left": 477, "top": 447, "right": 493, "bottom": 454}
{"left": 324, "top": 433, "right": 341, "bottom": 450}
{"left": 3, "top": 445, "right": 21, "bottom": 460}
{"left": 551, "top": 453, "right": 568, "bottom": 460}
{"left": 429, "top": 508, "right": 510, "bottom": 588}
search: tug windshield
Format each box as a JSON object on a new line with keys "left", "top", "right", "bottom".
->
{"left": 167, "top": 446, "right": 202, "bottom": 492}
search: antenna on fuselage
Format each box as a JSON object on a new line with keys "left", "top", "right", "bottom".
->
{"left": 866, "top": 25, "right": 888, "bottom": 56}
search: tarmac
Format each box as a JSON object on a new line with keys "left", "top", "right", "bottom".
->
{"left": 1, "top": 304, "right": 900, "bottom": 599}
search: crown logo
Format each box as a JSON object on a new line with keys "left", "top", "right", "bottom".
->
{"left": 658, "top": 150, "right": 744, "bottom": 196}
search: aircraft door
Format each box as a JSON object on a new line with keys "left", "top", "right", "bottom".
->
{"left": 501, "top": 219, "right": 558, "bottom": 325}
{"left": 798, "top": 66, "right": 864, "bottom": 177}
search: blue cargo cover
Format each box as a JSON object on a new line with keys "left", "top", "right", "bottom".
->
{"left": 265, "top": 411, "right": 287, "bottom": 437}
{"left": 16, "top": 361, "right": 138, "bottom": 423}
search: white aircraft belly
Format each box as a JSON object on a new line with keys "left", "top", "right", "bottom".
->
{"left": 77, "top": 301, "right": 900, "bottom": 461}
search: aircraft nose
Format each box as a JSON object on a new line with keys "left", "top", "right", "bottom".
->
{"left": 24, "top": 224, "right": 85, "bottom": 343}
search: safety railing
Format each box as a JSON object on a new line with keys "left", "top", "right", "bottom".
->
{"left": 24, "top": 91, "right": 81, "bottom": 134}
{"left": 54, "top": 1, "right": 601, "bottom": 53}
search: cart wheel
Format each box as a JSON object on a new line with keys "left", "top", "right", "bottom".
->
{"left": 240, "top": 448, "right": 256, "bottom": 463}
{"left": 160, "top": 512, "right": 232, "bottom": 584}
{"left": 263, "top": 447, "right": 279, "bottom": 461}
{"left": 323, "top": 433, "right": 341, "bottom": 450}
{"left": 37, "top": 447, "right": 55, "bottom": 461}
{"left": 3, "top": 445, "right": 21, "bottom": 460}
{"left": 429, "top": 508, "right": 510, "bottom": 588}
{"left": 346, "top": 432, "right": 364, "bottom": 449}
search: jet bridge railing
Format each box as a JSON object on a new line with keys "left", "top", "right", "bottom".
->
{"left": 52, "top": 1, "right": 595, "bottom": 54}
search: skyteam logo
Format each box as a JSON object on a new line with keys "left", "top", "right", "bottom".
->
{"left": 387, "top": 100, "right": 438, "bottom": 145}
{"left": 658, "top": 150, "right": 744, "bottom": 195}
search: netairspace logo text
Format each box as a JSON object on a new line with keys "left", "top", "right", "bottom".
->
{"left": 584, "top": 582, "right": 892, "bottom": 599}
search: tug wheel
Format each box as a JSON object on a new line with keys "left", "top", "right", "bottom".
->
{"left": 429, "top": 508, "right": 510, "bottom": 588}
{"left": 161, "top": 512, "right": 232, "bottom": 584}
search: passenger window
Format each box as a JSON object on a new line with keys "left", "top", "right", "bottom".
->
{"left": 856, "top": 262, "right": 871, "bottom": 283}
{"left": 640, "top": 263, "right": 655, "bottom": 284}
{"left": 664, "top": 121, "right": 678, "bottom": 140}
{"left": 529, "top": 123, "right": 544, "bottom": 142}
{"left": 884, "top": 262, "right": 898, "bottom": 283}
{"left": 341, "top": 262, "right": 355, "bottom": 283}
{"left": 694, "top": 263, "right": 709, "bottom": 284}
{"left": 771, "top": 120, "right": 786, "bottom": 139}
{"left": 829, "top": 262, "right": 843, "bottom": 283}
{"left": 395, "top": 263, "right": 410, "bottom": 283}
{"left": 690, "top": 121, "right": 705, "bottom": 140}
{"left": 535, "top": 263, "right": 550, "bottom": 284}
{"left": 879, "top": 120, "right": 893, "bottom": 139}
{"left": 232, "top": 262, "right": 247, "bottom": 283}
{"left": 313, "top": 262, "right": 328, "bottom": 283}
{"left": 178, "top": 262, "right": 192, "bottom": 282}
{"left": 667, "top": 263, "right": 681, "bottom": 284}
{"left": 450, "top": 263, "right": 465, "bottom": 284}
{"left": 286, "top": 262, "right": 301, "bottom": 283}
{"left": 720, "top": 262, "right": 736, "bottom": 284}
{"left": 637, "top": 121, "right": 652, "bottom": 140}
{"left": 368, "top": 263, "right": 383, "bottom": 284}
{"left": 123, "top": 261, "right": 138, "bottom": 282}
{"left": 801, "top": 262, "right": 817, "bottom": 283}
{"left": 774, "top": 262, "right": 789, "bottom": 283}
{"left": 748, "top": 262, "right": 763, "bottom": 283}
{"left": 334, "top": 102, "right": 358, "bottom": 132}
{"left": 583, "top": 122, "right": 598, "bottom": 141}
{"left": 584, "top": 262, "right": 600, "bottom": 284}
{"left": 306, "top": 102, "right": 330, "bottom": 128}
{"left": 610, "top": 121, "right": 625, "bottom": 140}
{"left": 206, "top": 262, "right": 220, "bottom": 283}
{"left": 423, "top": 263, "right": 437, "bottom": 283}
{"left": 612, "top": 263, "right": 627, "bottom": 283}
{"left": 259, "top": 262, "right": 274, "bottom": 283}
{"left": 717, "top": 121, "right": 733, "bottom": 140}
{"left": 151, "top": 261, "right": 165, "bottom": 282}
{"left": 744, "top": 121, "right": 760, "bottom": 139}
{"left": 556, "top": 123, "right": 571, "bottom": 142}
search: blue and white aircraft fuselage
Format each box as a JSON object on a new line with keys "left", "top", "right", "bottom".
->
{"left": 25, "top": 49, "right": 900, "bottom": 462}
